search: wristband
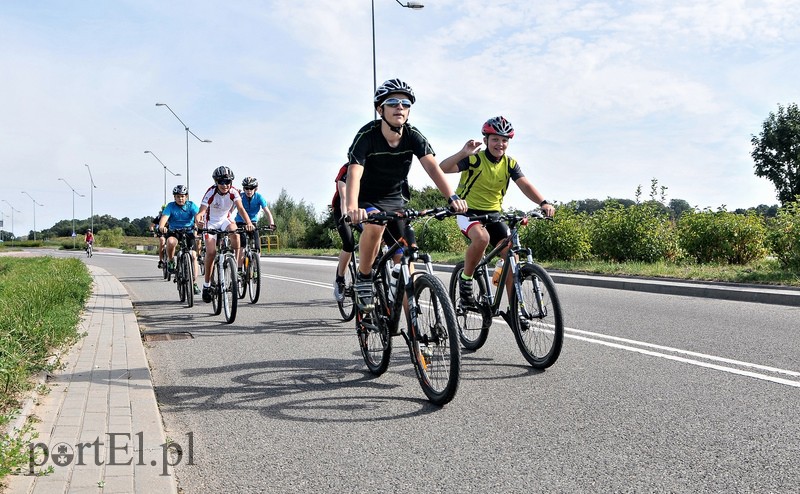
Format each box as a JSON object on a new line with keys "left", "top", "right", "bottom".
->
{"left": 448, "top": 194, "right": 460, "bottom": 204}
{"left": 539, "top": 200, "right": 550, "bottom": 207}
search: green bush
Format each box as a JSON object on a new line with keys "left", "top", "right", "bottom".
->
{"left": 95, "top": 227, "right": 124, "bottom": 248}
{"left": 590, "top": 200, "right": 679, "bottom": 263}
{"left": 678, "top": 209, "right": 768, "bottom": 264}
{"left": 767, "top": 201, "right": 800, "bottom": 269}
{"left": 417, "top": 216, "right": 466, "bottom": 254}
{"left": 520, "top": 207, "right": 592, "bottom": 261}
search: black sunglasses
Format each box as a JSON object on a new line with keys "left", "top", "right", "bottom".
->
{"left": 216, "top": 179, "right": 232, "bottom": 185}
{"left": 243, "top": 186, "right": 256, "bottom": 191}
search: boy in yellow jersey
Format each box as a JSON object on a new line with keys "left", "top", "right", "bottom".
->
{"left": 440, "top": 116, "right": 555, "bottom": 304}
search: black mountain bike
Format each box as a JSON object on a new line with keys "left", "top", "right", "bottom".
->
{"left": 168, "top": 228, "right": 197, "bottom": 308}
{"left": 355, "top": 208, "right": 461, "bottom": 406}
{"left": 448, "top": 211, "right": 564, "bottom": 369}
{"left": 198, "top": 228, "right": 240, "bottom": 324}
{"left": 237, "top": 226, "right": 273, "bottom": 304}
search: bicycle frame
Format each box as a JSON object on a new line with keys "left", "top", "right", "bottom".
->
{"left": 373, "top": 234, "right": 433, "bottom": 341}
{"left": 472, "top": 217, "right": 534, "bottom": 316}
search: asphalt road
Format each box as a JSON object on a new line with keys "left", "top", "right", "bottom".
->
{"left": 81, "top": 251, "right": 800, "bottom": 493}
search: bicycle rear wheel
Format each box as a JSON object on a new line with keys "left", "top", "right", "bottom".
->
{"left": 247, "top": 252, "right": 261, "bottom": 304}
{"left": 337, "top": 258, "right": 356, "bottom": 321}
{"left": 211, "top": 260, "right": 222, "bottom": 315}
{"left": 448, "top": 261, "right": 492, "bottom": 350}
{"left": 221, "top": 255, "right": 238, "bottom": 323}
{"left": 356, "top": 278, "right": 391, "bottom": 375}
{"left": 510, "top": 263, "right": 564, "bottom": 369}
{"left": 411, "top": 273, "right": 461, "bottom": 406}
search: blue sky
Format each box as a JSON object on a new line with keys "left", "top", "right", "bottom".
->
{"left": 2, "top": 0, "right": 798, "bottom": 238}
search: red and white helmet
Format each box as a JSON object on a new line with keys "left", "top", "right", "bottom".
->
{"left": 482, "top": 116, "right": 514, "bottom": 138}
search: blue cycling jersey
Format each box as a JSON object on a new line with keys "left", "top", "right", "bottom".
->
{"left": 163, "top": 201, "right": 199, "bottom": 229}
{"left": 235, "top": 192, "right": 268, "bottom": 222}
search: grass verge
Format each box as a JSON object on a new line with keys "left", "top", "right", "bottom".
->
{"left": 0, "top": 257, "right": 92, "bottom": 482}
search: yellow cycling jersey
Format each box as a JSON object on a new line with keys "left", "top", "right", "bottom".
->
{"left": 455, "top": 151, "right": 524, "bottom": 211}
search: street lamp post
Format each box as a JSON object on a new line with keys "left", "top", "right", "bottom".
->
{"left": 85, "top": 164, "right": 97, "bottom": 234}
{"left": 21, "top": 192, "right": 43, "bottom": 241}
{"left": 372, "top": 0, "right": 424, "bottom": 119}
{"left": 58, "top": 178, "right": 85, "bottom": 249}
{"left": 144, "top": 150, "right": 182, "bottom": 205}
{"left": 155, "top": 103, "right": 211, "bottom": 195}
{"left": 2, "top": 200, "right": 20, "bottom": 245}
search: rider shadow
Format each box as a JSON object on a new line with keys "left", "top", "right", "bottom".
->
{"left": 458, "top": 354, "right": 544, "bottom": 381}
{"left": 153, "top": 357, "right": 441, "bottom": 422}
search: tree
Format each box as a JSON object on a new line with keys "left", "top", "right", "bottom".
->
{"left": 668, "top": 199, "right": 693, "bottom": 219}
{"left": 751, "top": 102, "right": 800, "bottom": 205}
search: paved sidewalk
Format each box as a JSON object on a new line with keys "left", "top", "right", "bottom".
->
{"left": 6, "top": 265, "right": 178, "bottom": 494}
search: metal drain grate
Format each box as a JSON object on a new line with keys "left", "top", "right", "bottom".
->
{"left": 141, "top": 332, "right": 194, "bottom": 342}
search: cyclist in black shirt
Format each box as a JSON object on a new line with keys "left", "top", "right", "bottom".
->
{"left": 345, "top": 78, "right": 467, "bottom": 311}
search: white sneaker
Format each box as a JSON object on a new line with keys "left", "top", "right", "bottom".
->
{"left": 333, "top": 280, "right": 345, "bottom": 302}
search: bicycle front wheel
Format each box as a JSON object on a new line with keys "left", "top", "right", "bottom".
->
{"left": 177, "top": 258, "right": 187, "bottom": 303}
{"left": 182, "top": 253, "right": 194, "bottom": 308}
{"left": 221, "top": 255, "right": 238, "bottom": 323}
{"left": 337, "top": 259, "right": 356, "bottom": 321}
{"left": 162, "top": 252, "right": 170, "bottom": 280}
{"left": 511, "top": 263, "right": 564, "bottom": 369}
{"left": 356, "top": 279, "right": 391, "bottom": 375}
{"left": 236, "top": 254, "right": 250, "bottom": 298}
{"left": 247, "top": 252, "right": 261, "bottom": 304}
{"left": 448, "top": 261, "right": 492, "bottom": 351}
{"left": 411, "top": 273, "right": 461, "bottom": 406}
{"left": 211, "top": 259, "right": 222, "bottom": 315}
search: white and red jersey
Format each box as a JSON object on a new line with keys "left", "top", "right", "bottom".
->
{"left": 201, "top": 185, "right": 243, "bottom": 227}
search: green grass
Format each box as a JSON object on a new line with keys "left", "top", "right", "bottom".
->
{"left": 0, "top": 256, "right": 92, "bottom": 481}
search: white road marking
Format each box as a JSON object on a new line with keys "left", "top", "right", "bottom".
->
{"left": 265, "top": 272, "right": 800, "bottom": 388}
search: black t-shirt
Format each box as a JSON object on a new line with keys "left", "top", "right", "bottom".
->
{"left": 347, "top": 120, "right": 434, "bottom": 203}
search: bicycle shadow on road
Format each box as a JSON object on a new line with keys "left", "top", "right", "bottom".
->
{"left": 153, "top": 356, "right": 443, "bottom": 422}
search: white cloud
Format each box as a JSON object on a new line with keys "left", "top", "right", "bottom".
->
{"left": 1, "top": 0, "right": 798, "bottom": 238}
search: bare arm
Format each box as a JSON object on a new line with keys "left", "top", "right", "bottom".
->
{"left": 195, "top": 205, "right": 207, "bottom": 227}
{"left": 158, "top": 213, "right": 169, "bottom": 233}
{"left": 234, "top": 200, "right": 254, "bottom": 230}
{"left": 515, "top": 177, "right": 555, "bottom": 216}
{"left": 439, "top": 139, "right": 482, "bottom": 173}
{"left": 262, "top": 205, "right": 275, "bottom": 227}
{"left": 337, "top": 180, "right": 347, "bottom": 214}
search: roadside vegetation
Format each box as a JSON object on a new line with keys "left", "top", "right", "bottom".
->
{"left": 0, "top": 257, "right": 92, "bottom": 482}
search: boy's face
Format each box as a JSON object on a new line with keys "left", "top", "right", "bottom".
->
{"left": 174, "top": 193, "right": 188, "bottom": 205}
{"left": 377, "top": 92, "right": 411, "bottom": 127}
{"left": 484, "top": 134, "right": 510, "bottom": 157}
{"left": 216, "top": 178, "right": 232, "bottom": 194}
{"left": 242, "top": 186, "right": 256, "bottom": 198}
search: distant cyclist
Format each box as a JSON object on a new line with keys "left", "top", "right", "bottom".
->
{"left": 234, "top": 176, "right": 276, "bottom": 270}
{"left": 158, "top": 185, "right": 201, "bottom": 295}
{"left": 439, "top": 116, "right": 555, "bottom": 304}
{"left": 84, "top": 229, "right": 94, "bottom": 250}
{"left": 195, "top": 166, "right": 254, "bottom": 303}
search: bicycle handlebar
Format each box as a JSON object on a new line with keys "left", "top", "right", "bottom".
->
{"left": 348, "top": 206, "right": 458, "bottom": 225}
{"left": 465, "top": 210, "right": 550, "bottom": 226}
